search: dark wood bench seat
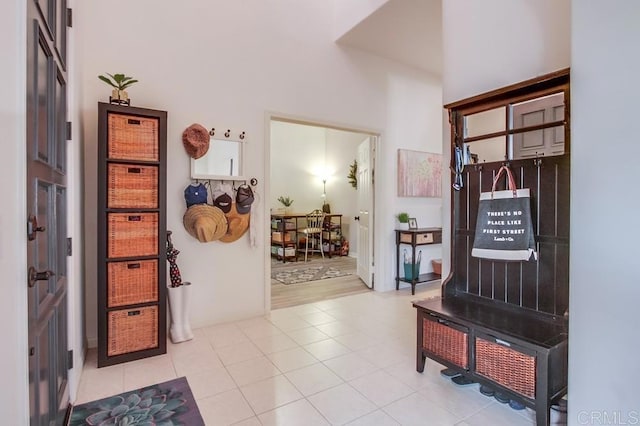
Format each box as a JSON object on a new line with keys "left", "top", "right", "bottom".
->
{"left": 413, "top": 295, "right": 567, "bottom": 426}
{"left": 414, "top": 295, "right": 567, "bottom": 348}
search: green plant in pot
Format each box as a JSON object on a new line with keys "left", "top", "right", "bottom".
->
{"left": 98, "top": 72, "right": 138, "bottom": 104}
{"left": 277, "top": 196, "right": 294, "bottom": 213}
{"left": 397, "top": 212, "right": 410, "bottom": 230}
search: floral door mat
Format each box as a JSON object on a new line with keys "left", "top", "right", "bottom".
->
{"left": 70, "top": 376, "right": 204, "bottom": 425}
{"left": 272, "top": 265, "right": 351, "bottom": 284}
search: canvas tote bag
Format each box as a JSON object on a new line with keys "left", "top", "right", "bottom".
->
{"left": 471, "top": 166, "right": 537, "bottom": 261}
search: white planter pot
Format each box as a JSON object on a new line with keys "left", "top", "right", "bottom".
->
{"left": 398, "top": 222, "right": 409, "bottom": 230}
{"left": 167, "top": 284, "right": 194, "bottom": 343}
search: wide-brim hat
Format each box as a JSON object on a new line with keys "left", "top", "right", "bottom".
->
{"left": 183, "top": 204, "right": 228, "bottom": 243}
{"left": 182, "top": 123, "right": 210, "bottom": 159}
{"left": 219, "top": 202, "right": 250, "bottom": 243}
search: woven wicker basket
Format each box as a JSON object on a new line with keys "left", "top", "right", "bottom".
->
{"left": 107, "top": 260, "right": 158, "bottom": 307}
{"left": 108, "top": 213, "right": 158, "bottom": 258}
{"left": 422, "top": 318, "right": 468, "bottom": 369}
{"left": 107, "top": 306, "right": 158, "bottom": 356}
{"left": 475, "top": 337, "right": 536, "bottom": 398}
{"left": 108, "top": 113, "right": 159, "bottom": 161}
{"left": 107, "top": 163, "right": 158, "bottom": 209}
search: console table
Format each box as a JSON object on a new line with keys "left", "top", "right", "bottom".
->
{"left": 395, "top": 228, "right": 442, "bottom": 295}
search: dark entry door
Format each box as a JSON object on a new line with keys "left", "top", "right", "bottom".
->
{"left": 26, "top": 0, "right": 69, "bottom": 424}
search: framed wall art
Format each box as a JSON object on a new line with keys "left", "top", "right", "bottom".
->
{"left": 397, "top": 149, "right": 442, "bottom": 197}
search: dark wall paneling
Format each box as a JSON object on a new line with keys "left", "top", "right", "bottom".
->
{"left": 455, "top": 234, "right": 469, "bottom": 292}
{"left": 555, "top": 244, "right": 570, "bottom": 315}
{"left": 493, "top": 261, "right": 507, "bottom": 302}
{"left": 537, "top": 242, "right": 557, "bottom": 313}
{"left": 480, "top": 259, "right": 494, "bottom": 299}
{"left": 506, "top": 261, "right": 523, "bottom": 305}
{"left": 452, "top": 156, "right": 569, "bottom": 314}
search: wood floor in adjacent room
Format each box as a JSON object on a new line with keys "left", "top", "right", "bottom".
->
{"left": 271, "top": 255, "right": 370, "bottom": 310}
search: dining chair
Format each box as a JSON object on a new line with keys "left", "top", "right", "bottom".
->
{"left": 298, "top": 209, "right": 325, "bottom": 261}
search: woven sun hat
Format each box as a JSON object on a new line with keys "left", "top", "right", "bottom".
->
{"left": 219, "top": 202, "right": 250, "bottom": 243}
{"left": 183, "top": 204, "right": 228, "bottom": 243}
{"left": 182, "top": 123, "right": 210, "bottom": 159}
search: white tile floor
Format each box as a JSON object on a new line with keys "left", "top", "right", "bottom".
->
{"left": 76, "top": 284, "right": 540, "bottom": 425}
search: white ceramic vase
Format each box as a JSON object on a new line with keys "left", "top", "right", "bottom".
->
{"left": 398, "top": 222, "right": 409, "bottom": 230}
{"left": 167, "top": 284, "right": 194, "bottom": 343}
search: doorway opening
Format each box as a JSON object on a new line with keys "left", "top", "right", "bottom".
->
{"left": 266, "top": 116, "right": 378, "bottom": 310}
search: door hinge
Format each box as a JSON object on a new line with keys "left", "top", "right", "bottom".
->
{"left": 67, "top": 8, "right": 73, "bottom": 28}
{"left": 66, "top": 121, "right": 72, "bottom": 141}
{"left": 67, "top": 350, "right": 73, "bottom": 369}
{"left": 66, "top": 237, "right": 72, "bottom": 256}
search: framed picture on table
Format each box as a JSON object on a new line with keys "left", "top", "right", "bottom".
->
{"left": 408, "top": 218, "right": 418, "bottom": 229}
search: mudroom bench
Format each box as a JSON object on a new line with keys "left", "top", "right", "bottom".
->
{"left": 416, "top": 70, "right": 571, "bottom": 426}
{"left": 413, "top": 296, "right": 567, "bottom": 426}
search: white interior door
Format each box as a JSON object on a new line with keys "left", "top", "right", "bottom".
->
{"left": 357, "top": 137, "right": 374, "bottom": 288}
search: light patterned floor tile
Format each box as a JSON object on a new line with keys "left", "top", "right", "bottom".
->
{"left": 349, "top": 370, "right": 414, "bottom": 407}
{"left": 284, "top": 363, "right": 344, "bottom": 396}
{"left": 307, "top": 383, "right": 377, "bottom": 425}
{"left": 226, "top": 355, "right": 281, "bottom": 387}
{"left": 346, "top": 409, "right": 401, "bottom": 426}
{"left": 259, "top": 399, "right": 330, "bottom": 426}
{"left": 239, "top": 375, "right": 303, "bottom": 414}
{"left": 383, "top": 392, "right": 461, "bottom": 426}
{"left": 266, "top": 347, "right": 318, "bottom": 372}
{"left": 285, "top": 326, "right": 330, "bottom": 346}
{"left": 323, "top": 352, "right": 379, "bottom": 381}
{"left": 197, "top": 388, "right": 255, "bottom": 426}
{"left": 304, "top": 338, "right": 351, "bottom": 361}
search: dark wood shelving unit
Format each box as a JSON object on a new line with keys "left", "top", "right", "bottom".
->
{"left": 97, "top": 102, "right": 167, "bottom": 367}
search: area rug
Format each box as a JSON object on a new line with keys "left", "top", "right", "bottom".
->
{"left": 69, "top": 376, "right": 204, "bottom": 425}
{"left": 272, "top": 265, "right": 351, "bottom": 284}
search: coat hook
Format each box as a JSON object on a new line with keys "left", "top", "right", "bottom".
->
{"left": 250, "top": 177, "right": 258, "bottom": 186}
{"left": 225, "top": 129, "right": 230, "bottom": 138}
{"left": 239, "top": 131, "right": 245, "bottom": 140}
{"left": 209, "top": 128, "right": 215, "bottom": 136}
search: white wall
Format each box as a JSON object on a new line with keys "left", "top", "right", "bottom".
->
{"left": 76, "top": 0, "right": 444, "bottom": 342}
{"left": 332, "top": 0, "right": 390, "bottom": 40}
{"left": 0, "top": 0, "right": 29, "bottom": 421}
{"left": 270, "top": 122, "right": 328, "bottom": 213}
{"left": 383, "top": 72, "right": 444, "bottom": 285}
{"left": 570, "top": 2, "right": 640, "bottom": 422}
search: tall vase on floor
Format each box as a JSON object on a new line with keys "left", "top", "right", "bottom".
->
{"left": 168, "top": 284, "right": 194, "bottom": 343}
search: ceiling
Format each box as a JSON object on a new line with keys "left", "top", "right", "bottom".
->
{"left": 336, "top": 0, "right": 442, "bottom": 77}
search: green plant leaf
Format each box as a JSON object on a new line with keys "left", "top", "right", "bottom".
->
{"left": 120, "top": 79, "right": 139, "bottom": 89}
{"left": 98, "top": 75, "right": 118, "bottom": 88}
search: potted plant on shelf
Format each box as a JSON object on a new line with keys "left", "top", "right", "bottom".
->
{"left": 277, "top": 196, "right": 294, "bottom": 214}
{"left": 397, "top": 212, "right": 410, "bottom": 230}
{"left": 98, "top": 72, "right": 138, "bottom": 105}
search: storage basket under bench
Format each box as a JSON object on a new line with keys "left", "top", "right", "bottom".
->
{"left": 414, "top": 296, "right": 567, "bottom": 425}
